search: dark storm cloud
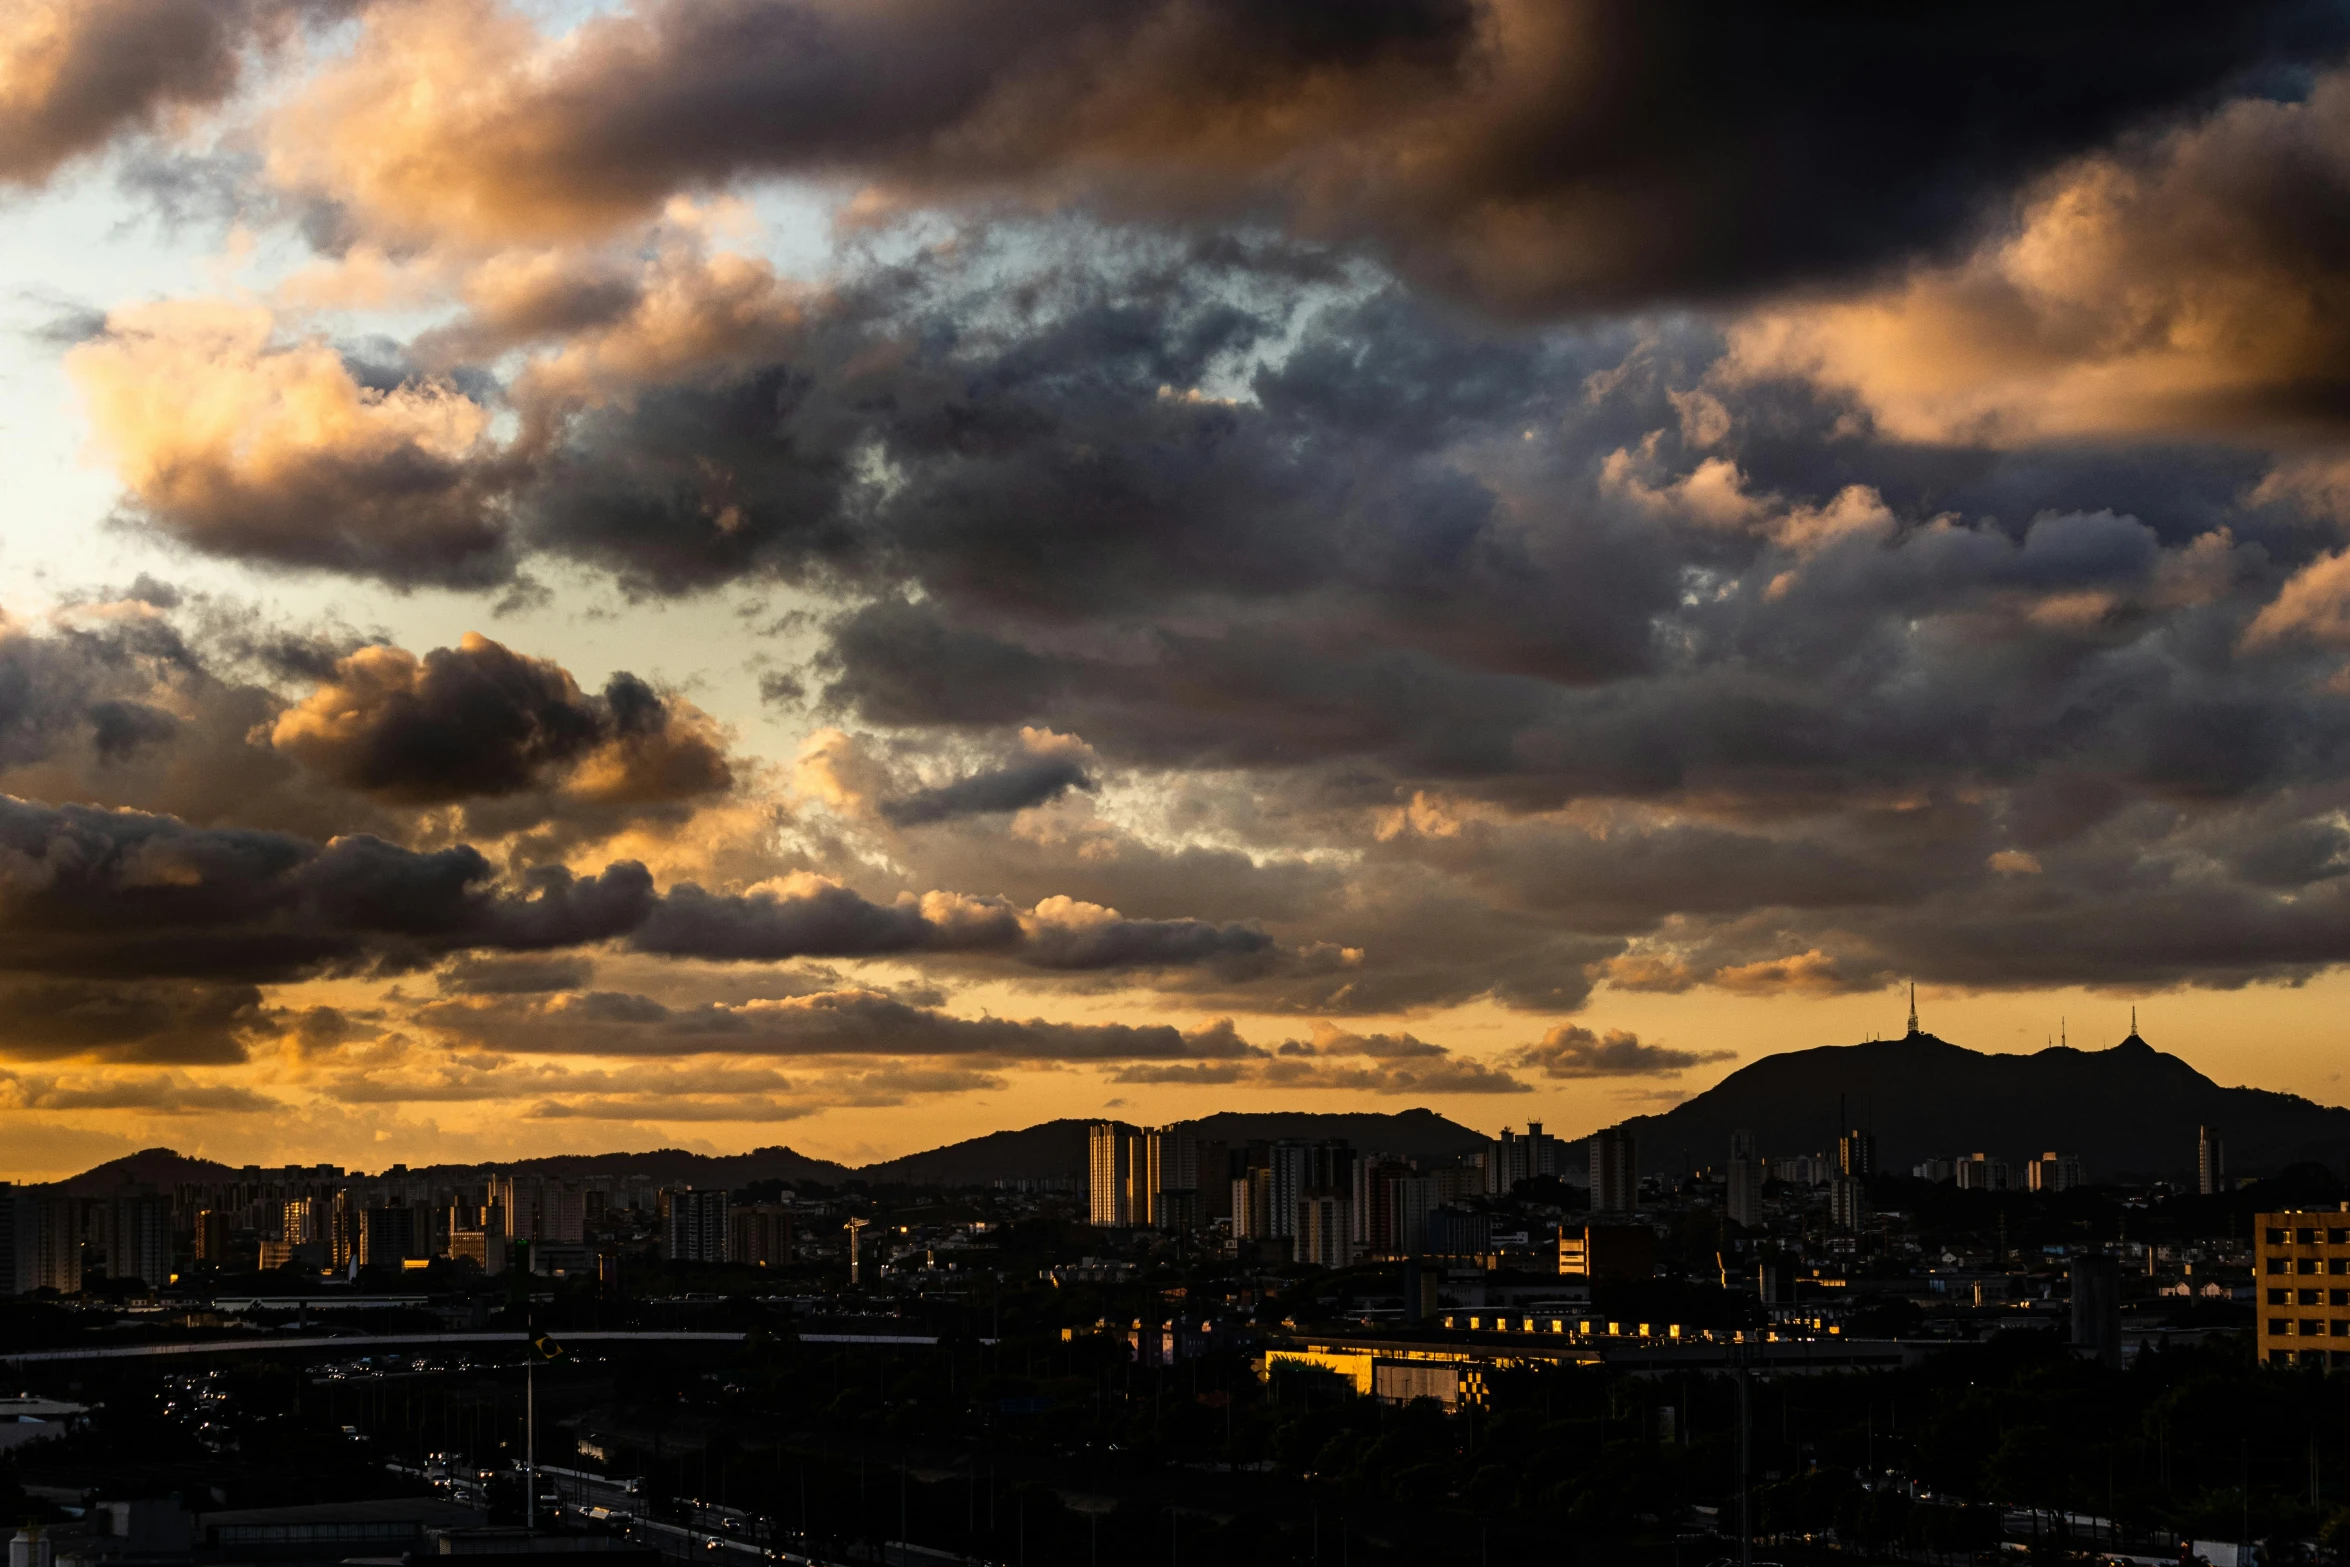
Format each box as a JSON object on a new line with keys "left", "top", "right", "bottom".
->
{"left": 418, "top": 985, "right": 1266, "bottom": 1062}
{"left": 266, "top": 634, "right": 728, "bottom": 806}
{"left": 0, "top": 977, "right": 265, "bottom": 1065}
{"left": 1510, "top": 1024, "right": 1734, "bottom": 1079}
{"left": 630, "top": 879, "right": 1279, "bottom": 973}
{"left": 879, "top": 754, "right": 1094, "bottom": 826}
{"left": 283, "top": 0, "right": 2347, "bottom": 314}
{"left": 86, "top": 699, "right": 179, "bottom": 763}
{"left": 437, "top": 952, "right": 596, "bottom": 995}
{"left": 0, "top": 794, "right": 653, "bottom": 984}
{"left": 630, "top": 879, "right": 1004, "bottom": 960}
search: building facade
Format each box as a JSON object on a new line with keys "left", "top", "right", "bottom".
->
{"left": 1589, "top": 1127, "right": 1637, "bottom": 1215}
{"left": 1724, "top": 1131, "right": 1763, "bottom": 1230}
{"left": 2026, "top": 1152, "right": 2084, "bottom": 1192}
{"left": 1486, "top": 1124, "right": 1563, "bottom": 1194}
{"left": 663, "top": 1188, "right": 730, "bottom": 1263}
{"left": 730, "top": 1203, "right": 793, "bottom": 1267}
{"left": 2256, "top": 1208, "right": 2349, "bottom": 1368}
{"left": 2198, "top": 1126, "right": 2226, "bottom": 1196}
{"left": 1955, "top": 1153, "right": 2011, "bottom": 1191}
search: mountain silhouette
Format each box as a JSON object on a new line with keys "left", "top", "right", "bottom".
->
{"left": 1614, "top": 1027, "right": 2350, "bottom": 1182}
{"left": 43, "top": 1110, "right": 1491, "bottom": 1191}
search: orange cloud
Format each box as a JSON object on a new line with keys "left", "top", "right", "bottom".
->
{"left": 66, "top": 299, "right": 510, "bottom": 583}
{"left": 1726, "top": 69, "right": 2350, "bottom": 445}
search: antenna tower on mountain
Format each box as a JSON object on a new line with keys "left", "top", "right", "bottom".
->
{"left": 1905, "top": 981, "right": 1919, "bottom": 1038}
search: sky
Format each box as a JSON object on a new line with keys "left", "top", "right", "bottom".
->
{"left": 4, "top": 0, "right": 2350, "bottom": 1179}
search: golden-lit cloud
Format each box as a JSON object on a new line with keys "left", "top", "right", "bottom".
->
{"left": 1726, "top": 69, "right": 2350, "bottom": 445}
{"left": 67, "top": 299, "right": 510, "bottom": 583}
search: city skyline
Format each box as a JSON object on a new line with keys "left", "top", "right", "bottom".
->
{"left": 12, "top": 5, "right": 2350, "bottom": 1179}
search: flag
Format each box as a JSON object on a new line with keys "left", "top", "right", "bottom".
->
{"left": 530, "top": 1329, "right": 566, "bottom": 1362}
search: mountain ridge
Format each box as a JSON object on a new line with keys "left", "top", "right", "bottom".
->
{"left": 1609, "top": 1028, "right": 2350, "bottom": 1182}
{"left": 46, "top": 1109, "right": 1490, "bottom": 1191}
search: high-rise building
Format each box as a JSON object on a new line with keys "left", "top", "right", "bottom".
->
{"left": 730, "top": 1204, "right": 793, "bottom": 1266}
{"left": 1911, "top": 1158, "right": 1955, "bottom": 1182}
{"left": 1353, "top": 1160, "right": 1416, "bottom": 1253}
{"left": 1486, "top": 1124, "right": 1564, "bottom": 1193}
{"left": 2198, "top": 1126, "right": 2226, "bottom": 1196}
{"left": 330, "top": 1191, "right": 355, "bottom": 1268}
{"left": 1837, "top": 1129, "right": 1877, "bottom": 1179}
{"left": 193, "top": 1209, "right": 229, "bottom": 1265}
{"left": 1390, "top": 1174, "right": 1440, "bottom": 1257}
{"left": 99, "top": 1193, "right": 170, "bottom": 1287}
{"left": 1296, "top": 1193, "right": 1354, "bottom": 1268}
{"left": 1725, "top": 1130, "right": 1763, "bottom": 1230}
{"left": 282, "top": 1196, "right": 321, "bottom": 1245}
{"left": 0, "top": 1185, "right": 37, "bottom": 1296}
{"left": 447, "top": 1212, "right": 506, "bottom": 1275}
{"left": 36, "top": 1195, "right": 81, "bottom": 1293}
{"left": 1955, "top": 1153, "right": 2010, "bottom": 1191}
{"left": 1229, "top": 1165, "right": 1273, "bottom": 1242}
{"left": 1268, "top": 1142, "right": 1311, "bottom": 1239}
{"left": 2026, "top": 1152, "right": 2084, "bottom": 1192}
{"left": 663, "top": 1188, "right": 730, "bottom": 1263}
{"left": 358, "top": 1204, "right": 424, "bottom": 1267}
{"left": 1589, "top": 1127, "right": 1637, "bottom": 1215}
{"left": 2070, "top": 1252, "right": 2122, "bottom": 1368}
{"left": 1140, "top": 1126, "right": 1198, "bottom": 1229}
{"left": 1829, "top": 1174, "right": 1869, "bottom": 1232}
{"left": 490, "top": 1175, "right": 585, "bottom": 1245}
{"left": 1088, "top": 1121, "right": 1140, "bottom": 1227}
{"left": 2255, "top": 1209, "right": 2349, "bottom": 1368}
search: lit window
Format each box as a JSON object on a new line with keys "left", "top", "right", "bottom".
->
{"left": 2269, "top": 1258, "right": 2290, "bottom": 1274}
{"left": 2267, "top": 1229, "right": 2288, "bottom": 1245}
{"left": 2271, "top": 1289, "right": 2290, "bottom": 1305}
{"left": 2271, "top": 1318, "right": 2291, "bottom": 1335}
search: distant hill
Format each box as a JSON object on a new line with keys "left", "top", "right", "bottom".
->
{"left": 46, "top": 1112, "right": 1491, "bottom": 1194}
{"left": 1612, "top": 1028, "right": 2350, "bottom": 1183}
{"left": 857, "top": 1108, "right": 1490, "bottom": 1186}
{"left": 859, "top": 1119, "right": 1093, "bottom": 1185}
{"left": 59, "top": 1148, "right": 241, "bottom": 1193}
{"left": 401, "top": 1146, "right": 855, "bottom": 1185}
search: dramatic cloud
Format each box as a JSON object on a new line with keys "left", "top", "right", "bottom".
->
{"left": 631, "top": 876, "right": 1278, "bottom": 974}
{"left": 880, "top": 754, "right": 1094, "bottom": 827}
{"left": 0, "top": 1067, "right": 280, "bottom": 1114}
{"left": 259, "top": 0, "right": 2345, "bottom": 312}
{"left": 418, "top": 986, "right": 1262, "bottom": 1062}
{"left": 269, "top": 634, "right": 730, "bottom": 806}
{"left": 1254, "top": 1022, "right": 1529, "bottom": 1094}
{"left": 1511, "top": 1024, "right": 1734, "bottom": 1080}
{"left": 0, "top": 0, "right": 334, "bottom": 184}
{"left": 1728, "top": 66, "right": 2350, "bottom": 443}
{"left": 0, "top": 794, "right": 653, "bottom": 988}
{"left": 67, "top": 300, "right": 512, "bottom": 586}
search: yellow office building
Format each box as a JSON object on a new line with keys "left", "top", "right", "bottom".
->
{"left": 2256, "top": 1208, "right": 2350, "bottom": 1368}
